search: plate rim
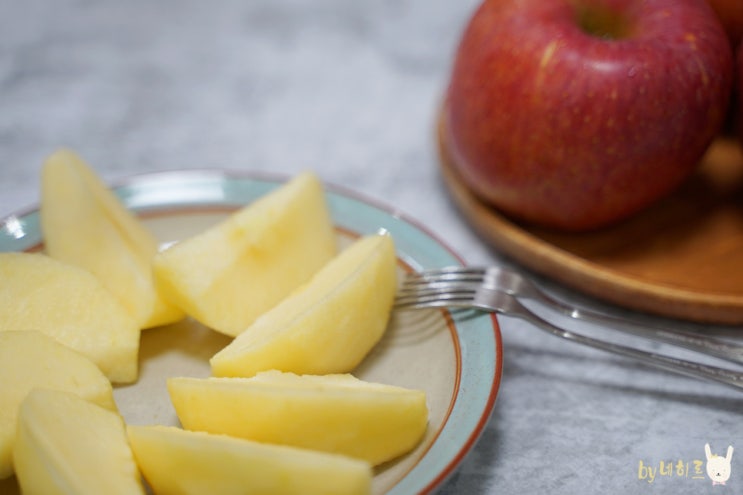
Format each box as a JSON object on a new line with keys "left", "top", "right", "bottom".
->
{"left": 0, "top": 168, "right": 503, "bottom": 494}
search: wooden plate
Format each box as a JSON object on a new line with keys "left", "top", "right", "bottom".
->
{"left": 437, "top": 110, "right": 743, "bottom": 324}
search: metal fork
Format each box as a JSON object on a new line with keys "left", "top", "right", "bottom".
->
{"left": 395, "top": 266, "right": 743, "bottom": 391}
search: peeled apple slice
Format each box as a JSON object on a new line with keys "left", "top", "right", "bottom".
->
{"left": 127, "top": 425, "right": 372, "bottom": 495}
{"left": 168, "top": 371, "right": 428, "bottom": 465}
{"left": 0, "top": 331, "right": 117, "bottom": 479}
{"left": 13, "top": 388, "right": 144, "bottom": 495}
{"left": 210, "top": 233, "right": 397, "bottom": 377}
{"left": 0, "top": 252, "right": 140, "bottom": 384}
{"left": 40, "top": 149, "right": 184, "bottom": 329}
{"left": 152, "top": 171, "right": 338, "bottom": 337}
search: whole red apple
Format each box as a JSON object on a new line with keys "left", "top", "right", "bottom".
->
{"left": 738, "top": 41, "right": 743, "bottom": 145}
{"left": 444, "top": 0, "right": 734, "bottom": 231}
{"left": 706, "top": 0, "right": 743, "bottom": 47}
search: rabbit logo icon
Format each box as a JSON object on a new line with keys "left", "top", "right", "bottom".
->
{"left": 705, "top": 443, "right": 733, "bottom": 486}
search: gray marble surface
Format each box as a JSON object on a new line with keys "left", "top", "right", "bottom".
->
{"left": 1, "top": 1, "right": 742, "bottom": 493}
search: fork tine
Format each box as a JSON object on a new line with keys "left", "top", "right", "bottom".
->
{"left": 397, "top": 267, "right": 491, "bottom": 309}
{"left": 401, "top": 267, "right": 487, "bottom": 290}
{"left": 395, "top": 285, "right": 477, "bottom": 309}
{"left": 410, "top": 266, "right": 487, "bottom": 282}
{"left": 396, "top": 284, "right": 476, "bottom": 299}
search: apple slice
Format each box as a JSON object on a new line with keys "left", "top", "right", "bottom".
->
{"left": 40, "top": 149, "right": 184, "bottom": 329}
{"left": 127, "top": 425, "right": 372, "bottom": 495}
{"left": 0, "top": 331, "right": 117, "bottom": 479}
{"left": 39, "top": 150, "right": 184, "bottom": 328}
{"left": 152, "top": 171, "right": 337, "bottom": 337}
{"left": 13, "top": 389, "right": 144, "bottom": 495}
{"left": 210, "top": 233, "right": 397, "bottom": 377}
{"left": 167, "top": 371, "right": 428, "bottom": 465}
{"left": 0, "top": 252, "right": 140, "bottom": 383}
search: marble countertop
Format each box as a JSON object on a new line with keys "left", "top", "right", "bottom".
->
{"left": 2, "top": 1, "right": 742, "bottom": 493}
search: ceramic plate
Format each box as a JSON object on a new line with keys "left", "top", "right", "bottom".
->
{"left": 0, "top": 170, "right": 502, "bottom": 494}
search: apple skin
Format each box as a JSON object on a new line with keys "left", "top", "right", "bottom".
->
{"left": 444, "top": 0, "right": 734, "bottom": 231}
{"left": 706, "top": 0, "right": 743, "bottom": 48}
{"left": 738, "top": 41, "right": 743, "bottom": 145}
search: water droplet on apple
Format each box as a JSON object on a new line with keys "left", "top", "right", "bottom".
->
{"left": 627, "top": 67, "right": 638, "bottom": 78}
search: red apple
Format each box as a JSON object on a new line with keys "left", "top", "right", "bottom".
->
{"left": 706, "top": 0, "right": 743, "bottom": 48}
{"left": 708, "top": 0, "right": 743, "bottom": 137}
{"left": 738, "top": 41, "right": 743, "bottom": 145}
{"left": 444, "top": 0, "right": 734, "bottom": 231}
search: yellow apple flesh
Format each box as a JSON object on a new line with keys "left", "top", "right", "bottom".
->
{"left": 168, "top": 371, "right": 428, "bottom": 465}
{"left": 13, "top": 389, "right": 144, "bottom": 495}
{"left": 0, "top": 252, "right": 140, "bottom": 383}
{"left": 210, "top": 233, "right": 397, "bottom": 377}
{"left": 0, "top": 331, "right": 117, "bottom": 479}
{"left": 128, "top": 425, "right": 372, "bottom": 495}
{"left": 41, "top": 149, "right": 184, "bottom": 329}
{"left": 153, "top": 171, "right": 337, "bottom": 337}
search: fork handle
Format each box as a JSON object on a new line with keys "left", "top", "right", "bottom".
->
{"left": 516, "top": 306, "right": 743, "bottom": 391}
{"left": 536, "top": 294, "right": 743, "bottom": 365}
